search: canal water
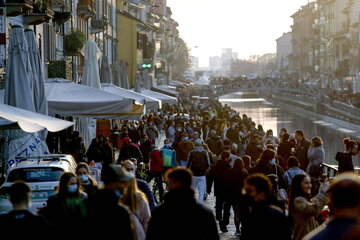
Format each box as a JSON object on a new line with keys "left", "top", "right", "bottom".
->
{"left": 219, "top": 91, "right": 360, "bottom": 167}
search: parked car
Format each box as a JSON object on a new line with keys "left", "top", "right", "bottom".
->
{"left": 0, "top": 154, "right": 77, "bottom": 214}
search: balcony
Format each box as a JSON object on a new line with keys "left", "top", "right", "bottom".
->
{"left": 4, "top": 0, "right": 33, "bottom": 17}
{"left": 77, "top": 0, "right": 95, "bottom": 20}
{"left": 90, "top": 19, "right": 107, "bottom": 34}
{"left": 53, "top": 10, "right": 71, "bottom": 25}
{"left": 23, "top": 1, "right": 54, "bottom": 25}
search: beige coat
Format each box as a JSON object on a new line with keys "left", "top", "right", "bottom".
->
{"left": 291, "top": 193, "right": 328, "bottom": 240}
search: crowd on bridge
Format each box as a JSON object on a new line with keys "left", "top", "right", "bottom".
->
{"left": 1, "top": 88, "right": 360, "bottom": 240}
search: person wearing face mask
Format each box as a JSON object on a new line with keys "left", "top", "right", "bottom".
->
{"left": 175, "top": 132, "right": 194, "bottom": 167}
{"left": 250, "top": 149, "right": 287, "bottom": 210}
{"left": 76, "top": 162, "right": 98, "bottom": 196}
{"left": 38, "top": 172, "right": 87, "bottom": 236}
{"left": 84, "top": 164, "right": 135, "bottom": 240}
{"left": 0, "top": 181, "right": 49, "bottom": 239}
{"left": 241, "top": 174, "right": 291, "bottom": 240}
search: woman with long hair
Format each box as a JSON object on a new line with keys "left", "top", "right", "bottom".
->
{"left": 288, "top": 173, "right": 329, "bottom": 240}
{"left": 76, "top": 162, "right": 98, "bottom": 196}
{"left": 121, "top": 175, "right": 151, "bottom": 240}
{"left": 39, "top": 172, "right": 87, "bottom": 233}
{"left": 228, "top": 158, "right": 249, "bottom": 236}
{"left": 306, "top": 136, "right": 325, "bottom": 195}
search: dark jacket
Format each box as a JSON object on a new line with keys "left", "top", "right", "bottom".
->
{"left": 0, "top": 210, "right": 49, "bottom": 239}
{"left": 207, "top": 160, "right": 232, "bottom": 197}
{"left": 241, "top": 201, "right": 291, "bottom": 240}
{"left": 118, "top": 143, "right": 143, "bottom": 163}
{"left": 245, "top": 142, "right": 263, "bottom": 162}
{"left": 146, "top": 188, "right": 219, "bottom": 240}
{"left": 38, "top": 194, "right": 86, "bottom": 235}
{"left": 335, "top": 152, "right": 354, "bottom": 173}
{"left": 206, "top": 136, "right": 223, "bottom": 156}
{"left": 250, "top": 162, "right": 287, "bottom": 199}
{"left": 228, "top": 168, "right": 249, "bottom": 202}
{"left": 86, "top": 141, "right": 102, "bottom": 163}
{"left": 295, "top": 139, "right": 312, "bottom": 170}
{"left": 277, "top": 140, "right": 295, "bottom": 158}
{"left": 84, "top": 189, "right": 134, "bottom": 240}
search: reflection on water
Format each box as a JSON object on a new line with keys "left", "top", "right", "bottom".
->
{"left": 220, "top": 92, "right": 359, "bottom": 166}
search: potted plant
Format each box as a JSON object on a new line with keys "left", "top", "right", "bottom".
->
{"left": 32, "top": 0, "right": 46, "bottom": 13}
{"left": 64, "top": 29, "right": 86, "bottom": 56}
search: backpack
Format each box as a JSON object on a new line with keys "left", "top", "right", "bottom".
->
{"left": 188, "top": 150, "right": 209, "bottom": 176}
{"left": 160, "top": 148, "right": 176, "bottom": 167}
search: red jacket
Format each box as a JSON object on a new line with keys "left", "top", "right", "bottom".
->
{"left": 149, "top": 148, "right": 163, "bottom": 173}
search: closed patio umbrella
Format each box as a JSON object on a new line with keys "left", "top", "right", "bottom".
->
{"left": 80, "top": 40, "right": 102, "bottom": 148}
{"left": 100, "top": 55, "right": 112, "bottom": 84}
{"left": 142, "top": 69, "right": 151, "bottom": 90}
{"left": 3, "top": 25, "right": 49, "bottom": 171}
{"left": 120, "top": 59, "right": 130, "bottom": 89}
{"left": 25, "top": 28, "right": 48, "bottom": 141}
{"left": 112, "top": 62, "right": 121, "bottom": 86}
{"left": 134, "top": 72, "right": 142, "bottom": 93}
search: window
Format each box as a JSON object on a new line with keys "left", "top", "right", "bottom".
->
{"left": 7, "top": 167, "right": 65, "bottom": 182}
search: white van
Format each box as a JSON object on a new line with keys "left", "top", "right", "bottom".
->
{"left": 0, "top": 154, "right": 77, "bottom": 214}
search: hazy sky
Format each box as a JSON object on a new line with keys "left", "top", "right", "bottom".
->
{"left": 167, "top": 0, "right": 312, "bottom": 67}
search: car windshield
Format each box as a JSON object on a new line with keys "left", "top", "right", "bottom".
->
{"left": 7, "top": 167, "right": 64, "bottom": 182}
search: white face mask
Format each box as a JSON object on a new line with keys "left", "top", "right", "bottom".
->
{"left": 67, "top": 184, "right": 78, "bottom": 193}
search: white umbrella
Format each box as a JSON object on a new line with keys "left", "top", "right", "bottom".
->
{"left": 81, "top": 40, "right": 101, "bottom": 88}
{"left": 120, "top": 59, "right": 130, "bottom": 89}
{"left": 0, "top": 103, "right": 74, "bottom": 133}
{"left": 134, "top": 72, "right": 142, "bottom": 93}
{"left": 100, "top": 55, "right": 112, "bottom": 84}
{"left": 112, "top": 62, "right": 121, "bottom": 86}
{"left": 3, "top": 25, "right": 49, "bottom": 171}
{"left": 142, "top": 69, "right": 151, "bottom": 90}
{"left": 80, "top": 40, "right": 102, "bottom": 148}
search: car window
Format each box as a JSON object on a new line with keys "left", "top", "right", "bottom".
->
{"left": 7, "top": 167, "right": 64, "bottom": 182}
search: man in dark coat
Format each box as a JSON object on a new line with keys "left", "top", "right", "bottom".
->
{"left": 241, "top": 174, "right": 291, "bottom": 240}
{"left": 84, "top": 164, "right": 134, "bottom": 240}
{"left": 147, "top": 168, "right": 219, "bottom": 240}
{"left": 207, "top": 152, "right": 232, "bottom": 232}
{"left": 294, "top": 130, "right": 312, "bottom": 170}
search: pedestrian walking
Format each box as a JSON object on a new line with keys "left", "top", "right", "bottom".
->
{"left": 241, "top": 173, "right": 291, "bottom": 240}
{"left": 176, "top": 132, "right": 194, "bottom": 167}
{"left": 76, "top": 162, "right": 98, "bottom": 196}
{"left": 283, "top": 156, "right": 305, "bottom": 187}
{"left": 146, "top": 168, "right": 219, "bottom": 240}
{"left": 39, "top": 172, "right": 87, "bottom": 235}
{"left": 84, "top": 164, "right": 134, "bottom": 240}
{"left": 207, "top": 151, "right": 232, "bottom": 232}
{"left": 187, "top": 139, "right": 211, "bottom": 202}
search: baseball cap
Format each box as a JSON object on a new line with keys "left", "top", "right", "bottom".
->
{"left": 101, "top": 164, "right": 134, "bottom": 184}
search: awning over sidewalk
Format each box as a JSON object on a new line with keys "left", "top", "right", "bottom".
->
{"left": 0, "top": 103, "right": 74, "bottom": 132}
{"left": 136, "top": 88, "right": 178, "bottom": 105}
{"left": 45, "top": 78, "right": 144, "bottom": 119}
{"left": 101, "top": 83, "right": 161, "bottom": 111}
{"left": 151, "top": 85, "right": 179, "bottom": 97}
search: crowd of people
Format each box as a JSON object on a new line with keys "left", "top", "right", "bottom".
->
{"left": 2, "top": 90, "right": 360, "bottom": 240}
